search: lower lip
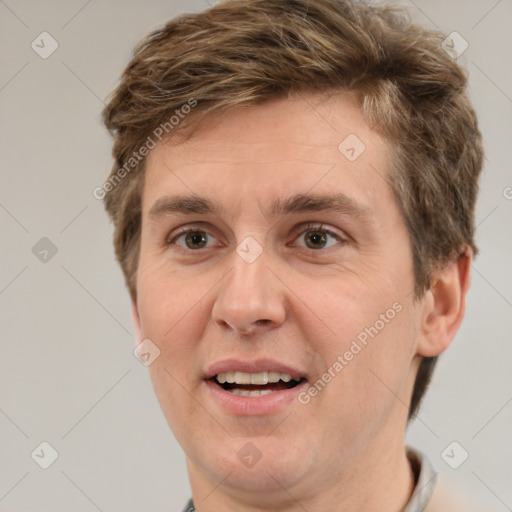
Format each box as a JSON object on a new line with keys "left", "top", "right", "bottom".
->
{"left": 205, "top": 379, "right": 307, "bottom": 416}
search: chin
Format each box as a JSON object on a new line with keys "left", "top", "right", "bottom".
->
{"left": 194, "top": 435, "right": 314, "bottom": 494}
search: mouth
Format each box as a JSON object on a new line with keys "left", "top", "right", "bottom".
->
{"left": 204, "top": 360, "right": 308, "bottom": 415}
{"left": 211, "top": 371, "right": 305, "bottom": 397}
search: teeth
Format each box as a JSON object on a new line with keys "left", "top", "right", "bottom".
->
{"left": 251, "top": 372, "right": 268, "bottom": 385}
{"left": 216, "top": 372, "right": 234, "bottom": 384}
{"left": 268, "top": 371, "right": 281, "bottom": 382}
{"left": 234, "top": 371, "right": 251, "bottom": 384}
{"left": 215, "top": 371, "right": 296, "bottom": 385}
{"left": 231, "top": 389, "right": 275, "bottom": 397}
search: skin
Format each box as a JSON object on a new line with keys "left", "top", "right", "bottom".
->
{"left": 131, "top": 92, "right": 472, "bottom": 511}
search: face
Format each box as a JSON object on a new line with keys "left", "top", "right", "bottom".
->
{"left": 133, "top": 93, "right": 425, "bottom": 501}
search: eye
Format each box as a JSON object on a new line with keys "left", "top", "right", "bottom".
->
{"left": 170, "top": 228, "right": 219, "bottom": 250}
{"left": 291, "top": 223, "right": 345, "bottom": 250}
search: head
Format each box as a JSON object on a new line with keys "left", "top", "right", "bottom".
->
{"left": 101, "top": 0, "right": 482, "bottom": 503}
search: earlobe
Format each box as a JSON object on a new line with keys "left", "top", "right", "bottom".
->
{"left": 417, "top": 247, "right": 473, "bottom": 357}
{"left": 131, "top": 300, "right": 143, "bottom": 344}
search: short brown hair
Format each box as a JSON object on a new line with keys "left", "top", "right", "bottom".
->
{"left": 101, "top": 0, "right": 483, "bottom": 418}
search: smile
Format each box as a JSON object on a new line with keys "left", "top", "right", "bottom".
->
{"left": 213, "top": 371, "right": 303, "bottom": 397}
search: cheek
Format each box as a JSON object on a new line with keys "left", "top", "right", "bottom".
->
{"left": 135, "top": 263, "right": 214, "bottom": 412}
{"left": 297, "top": 275, "right": 416, "bottom": 414}
{"left": 137, "top": 266, "right": 213, "bottom": 441}
{"left": 291, "top": 274, "right": 399, "bottom": 353}
{"left": 146, "top": 358, "right": 210, "bottom": 456}
{"left": 344, "top": 305, "right": 417, "bottom": 419}
{"left": 136, "top": 258, "right": 210, "bottom": 341}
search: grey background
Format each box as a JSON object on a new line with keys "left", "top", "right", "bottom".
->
{"left": 0, "top": 0, "right": 510, "bottom": 510}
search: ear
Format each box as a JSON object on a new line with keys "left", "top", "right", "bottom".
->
{"left": 417, "top": 247, "right": 472, "bottom": 357}
{"left": 131, "top": 299, "right": 143, "bottom": 345}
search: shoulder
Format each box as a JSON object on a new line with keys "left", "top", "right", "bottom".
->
{"left": 425, "top": 479, "right": 489, "bottom": 512}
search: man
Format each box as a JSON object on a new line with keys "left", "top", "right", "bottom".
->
{"left": 100, "top": 0, "right": 483, "bottom": 510}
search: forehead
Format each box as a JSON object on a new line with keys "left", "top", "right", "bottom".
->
{"left": 142, "top": 93, "right": 395, "bottom": 219}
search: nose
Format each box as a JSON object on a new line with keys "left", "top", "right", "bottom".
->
{"left": 211, "top": 248, "right": 287, "bottom": 335}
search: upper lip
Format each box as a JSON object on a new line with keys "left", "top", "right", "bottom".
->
{"left": 204, "top": 359, "right": 307, "bottom": 381}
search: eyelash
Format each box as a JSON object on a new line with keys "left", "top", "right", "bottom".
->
{"left": 290, "top": 223, "right": 346, "bottom": 249}
{"left": 167, "top": 223, "right": 347, "bottom": 252}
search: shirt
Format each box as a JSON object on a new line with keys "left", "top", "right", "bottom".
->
{"left": 180, "top": 446, "right": 438, "bottom": 511}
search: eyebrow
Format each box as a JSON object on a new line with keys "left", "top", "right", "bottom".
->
{"left": 148, "top": 192, "right": 374, "bottom": 223}
{"left": 149, "top": 195, "right": 217, "bottom": 217}
{"left": 271, "top": 193, "right": 374, "bottom": 222}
